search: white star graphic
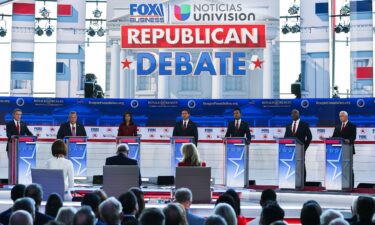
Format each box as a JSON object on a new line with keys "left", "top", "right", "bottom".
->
{"left": 70, "top": 147, "right": 87, "bottom": 176}
{"left": 280, "top": 149, "right": 296, "bottom": 179}
{"left": 228, "top": 148, "right": 245, "bottom": 178}
{"left": 20, "top": 145, "right": 36, "bottom": 176}
{"left": 327, "top": 149, "right": 342, "bottom": 181}
{"left": 129, "top": 147, "right": 139, "bottom": 160}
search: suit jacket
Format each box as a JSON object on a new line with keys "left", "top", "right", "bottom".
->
{"left": 122, "top": 215, "right": 139, "bottom": 225}
{"left": 34, "top": 212, "right": 54, "bottom": 225}
{"left": 332, "top": 121, "right": 356, "bottom": 154}
{"left": 186, "top": 209, "right": 205, "bottom": 225}
{"left": 56, "top": 122, "right": 87, "bottom": 140}
{"left": 0, "top": 208, "right": 12, "bottom": 225}
{"left": 6, "top": 120, "right": 33, "bottom": 152}
{"left": 284, "top": 120, "right": 312, "bottom": 150}
{"left": 117, "top": 123, "right": 138, "bottom": 136}
{"left": 105, "top": 154, "right": 141, "bottom": 186}
{"left": 172, "top": 120, "right": 199, "bottom": 146}
{"left": 225, "top": 120, "right": 252, "bottom": 145}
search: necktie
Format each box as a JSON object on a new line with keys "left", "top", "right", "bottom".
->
{"left": 341, "top": 122, "right": 345, "bottom": 132}
{"left": 183, "top": 121, "right": 187, "bottom": 129}
{"left": 236, "top": 120, "right": 239, "bottom": 130}
{"left": 292, "top": 121, "right": 296, "bottom": 135}
{"left": 16, "top": 121, "right": 20, "bottom": 135}
{"left": 72, "top": 126, "right": 76, "bottom": 136}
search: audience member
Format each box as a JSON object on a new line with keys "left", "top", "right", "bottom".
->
{"left": 247, "top": 189, "right": 277, "bottom": 225}
{"left": 45, "top": 221, "right": 65, "bottom": 225}
{"left": 225, "top": 189, "right": 247, "bottom": 225}
{"left": 118, "top": 192, "right": 138, "bottom": 225}
{"left": 56, "top": 207, "right": 77, "bottom": 225}
{"left": 129, "top": 187, "right": 145, "bottom": 218}
{"left": 99, "top": 197, "right": 123, "bottom": 225}
{"left": 300, "top": 200, "right": 322, "bottom": 225}
{"left": 214, "top": 203, "right": 237, "bottom": 225}
{"left": 330, "top": 218, "right": 350, "bottom": 225}
{"left": 24, "top": 184, "right": 54, "bottom": 225}
{"left": 347, "top": 198, "right": 358, "bottom": 224}
{"left": 0, "top": 184, "right": 26, "bottom": 224}
{"left": 73, "top": 206, "right": 96, "bottom": 225}
{"left": 46, "top": 193, "right": 63, "bottom": 218}
{"left": 93, "top": 190, "right": 108, "bottom": 203}
{"left": 175, "top": 188, "right": 205, "bottom": 225}
{"left": 178, "top": 143, "right": 206, "bottom": 167}
{"left": 163, "top": 203, "right": 184, "bottom": 225}
{"left": 259, "top": 201, "right": 284, "bottom": 225}
{"left": 320, "top": 209, "right": 344, "bottom": 225}
{"left": 81, "top": 193, "right": 105, "bottom": 225}
{"left": 205, "top": 215, "right": 228, "bottom": 225}
{"left": 9, "top": 210, "right": 33, "bottom": 225}
{"left": 139, "top": 208, "right": 165, "bottom": 225}
{"left": 12, "top": 197, "right": 36, "bottom": 221}
{"left": 351, "top": 196, "right": 375, "bottom": 225}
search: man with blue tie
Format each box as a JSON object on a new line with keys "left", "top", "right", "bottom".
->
{"left": 6, "top": 109, "right": 33, "bottom": 154}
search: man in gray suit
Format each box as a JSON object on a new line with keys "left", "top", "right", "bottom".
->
{"left": 175, "top": 188, "right": 205, "bottom": 225}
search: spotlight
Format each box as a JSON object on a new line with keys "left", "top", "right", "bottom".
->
{"left": 0, "top": 27, "right": 6, "bottom": 37}
{"left": 335, "top": 24, "right": 343, "bottom": 33}
{"left": 340, "top": 4, "right": 350, "bottom": 16}
{"left": 39, "top": 7, "right": 50, "bottom": 18}
{"left": 343, "top": 24, "right": 350, "bottom": 33}
{"left": 288, "top": 3, "right": 300, "bottom": 15}
{"left": 291, "top": 24, "right": 300, "bottom": 33}
{"left": 93, "top": 9, "right": 102, "bottom": 18}
{"left": 281, "top": 24, "right": 291, "bottom": 34}
{"left": 35, "top": 25, "right": 44, "bottom": 36}
{"left": 96, "top": 27, "right": 105, "bottom": 37}
{"left": 87, "top": 27, "right": 96, "bottom": 37}
{"left": 45, "top": 25, "right": 54, "bottom": 37}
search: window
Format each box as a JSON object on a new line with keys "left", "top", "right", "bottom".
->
{"left": 79, "top": 61, "right": 85, "bottom": 90}
{"left": 12, "top": 80, "right": 29, "bottom": 89}
{"left": 224, "top": 76, "right": 243, "bottom": 91}
{"left": 180, "top": 76, "right": 199, "bottom": 91}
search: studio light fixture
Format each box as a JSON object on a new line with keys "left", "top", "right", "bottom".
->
{"left": 335, "top": 23, "right": 350, "bottom": 33}
{"left": 281, "top": 24, "right": 291, "bottom": 34}
{"left": 340, "top": 3, "right": 350, "bottom": 16}
{"left": 35, "top": 25, "right": 44, "bottom": 36}
{"left": 87, "top": 26, "right": 96, "bottom": 37}
{"left": 93, "top": 1, "right": 102, "bottom": 18}
{"left": 96, "top": 27, "right": 105, "bottom": 37}
{"left": 39, "top": 7, "right": 50, "bottom": 18}
{"left": 0, "top": 27, "right": 6, "bottom": 37}
{"left": 288, "top": 2, "right": 300, "bottom": 15}
{"left": 291, "top": 24, "right": 300, "bottom": 33}
{"left": 45, "top": 24, "right": 54, "bottom": 36}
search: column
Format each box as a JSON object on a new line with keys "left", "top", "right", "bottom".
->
{"left": 157, "top": 49, "right": 169, "bottom": 98}
{"left": 262, "top": 40, "right": 273, "bottom": 98}
{"left": 211, "top": 49, "right": 223, "bottom": 99}
{"left": 127, "top": 53, "right": 135, "bottom": 98}
{"left": 110, "top": 40, "right": 120, "bottom": 98}
{"left": 119, "top": 49, "right": 126, "bottom": 98}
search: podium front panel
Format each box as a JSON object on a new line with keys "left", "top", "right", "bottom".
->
{"left": 116, "top": 136, "right": 141, "bottom": 162}
{"left": 170, "top": 137, "right": 194, "bottom": 170}
{"left": 278, "top": 139, "right": 299, "bottom": 189}
{"left": 65, "top": 137, "right": 88, "bottom": 177}
{"left": 224, "top": 138, "right": 248, "bottom": 188}
{"left": 325, "top": 139, "right": 343, "bottom": 190}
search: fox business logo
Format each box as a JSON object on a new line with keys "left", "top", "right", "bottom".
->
{"left": 148, "top": 128, "right": 156, "bottom": 132}
{"left": 204, "top": 129, "right": 213, "bottom": 133}
{"left": 261, "top": 129, "right": 269, "bottom": 133}
{"left": 359, "top": 135, "right": 367, "bottom": 140}
{"left": 129, "top": 4, "right": 165, "bottom": 23}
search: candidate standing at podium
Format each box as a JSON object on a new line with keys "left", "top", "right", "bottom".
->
{"left": 225, "top": 108, "right": 251, "bottom": 145}
{"left": 173, "top": 109, "right": 199, "bottom": 146}
{"left": 117, "top": 112, "right": 137, "bottom": 136}
{"left": 56, "top": 111, "right": 87, "bottom": 139}
{"left": 284, "top": 109, "right": 312, "bottom": 183}
{"left": 5, "top": 108, "right": 33, "bottom": 154}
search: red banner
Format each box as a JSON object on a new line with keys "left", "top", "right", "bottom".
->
{"left": 121, "top": 24, "right": 266, "bottom": 49}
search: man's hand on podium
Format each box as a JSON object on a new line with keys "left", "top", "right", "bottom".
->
{"left": 344, "top": 139, "right": 350, "bottom": 144}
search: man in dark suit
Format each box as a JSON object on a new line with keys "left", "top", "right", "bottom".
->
{"left": 0, "top": 184, "right": 26, "bottom": 224}
{"left": 105, "top": 144, "right": 141, "bottom": 186}
{"left": 6, "top": 108, "right": 33, "bottom": 153}
{"left": 172, "top": 108, "right": 199, "bottom": 146}
{"left": 24, "top": 184, "right": 54, "bottom": 225}
{"left": 332, "top": 110, "right": 356, "bottom": 188}
{"left": 284, "top": 109, "right": 312, "bottom": 184}
{"left": 225, "top": 108, "right": 251, "bottom": 145}
{"left": 57, "top": 111, "right": 87, "bottom": 139}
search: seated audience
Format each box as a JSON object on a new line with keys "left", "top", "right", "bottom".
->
{"left": 163, "top": 203, "right": 184, "bottom": 225}
{"left": 45, "top": 140, "right": 75, "bottom": 200}
{"left": 24, "top": 183, "right": 54, "bottom": 225}
{"left": 176, "top": 203, "right": 188, "bottom": 225}
{"left": 351, "top": 196, "right": 375, "bottom": 225}
{"left": 118, "top": 191, "right": 138, "bottom": 225}
{"left": 9, "top": 210, "right": 33, "bottom": 225}
{"left": 99, "top": 197, "right": 123, "bottom": 225}
{"left": 247, "top": 189, "right": 277, "bottom": 225}
{"left": 73, "top": 206, "right": 96, "bottom": 225}
{"left": 45, "top": 221, "right": 65, "bottom": 225}
{"left": 214, "top": 203, "right": 237, "bottom": 225}
{"left": 81, "top": 193, "right": 105, "bottom": 225}
{"left": 330, "top": 218, "right": 350, "bottom": 225}
{"left": 300, "top": 200, "right": 322, "bottom": 225}
{"left": 129, "top": 187, "right": 145, "bottom": 218}
{"left": 105, "top": 144, "right": 141, "bottom": 186}
{"left": 56, "top": 207, "right": 77, "bottom": 225}
{"left": 93, "top": 190, "right": 108, "bottom": 203}
{"left": 175, "top": 188, "right": 205, "bottom": 225}
{"left": 46, "top": 193, "right": 63, "bottom": 218}
{"left": 218, "top": 191, "right": 247, "bottom": 225}
{"left": 139, "top": 208, "right": 165, "bottom": 225}
{"left": 178, "top": 143, "right": 206, "bottom": 167}
{"left": 320, "top": 209, "right": 344, "bottom": 225}
{"left": 205, "top": 215, "right": 228, "bottom": 225}
{"left": 347, "top": 198, "right": 358, "bottom": 224}
{"left": 12, "top": 197, "right": 36, "bottom": 222}
{"left": 0, "top": 184, "right": 26, "bottom": 225}
{"left": 259, "top": 201, "right": 284, "bottom": 225}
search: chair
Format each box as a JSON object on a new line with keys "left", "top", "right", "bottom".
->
{"left": 31, "top": 169, "right": 65, "bottom": 201}
{"left": 175, "top": 167, "right": 211, "bottom": 203}
{"left": 103, "top": 165, "right": 140, "bottom": 198}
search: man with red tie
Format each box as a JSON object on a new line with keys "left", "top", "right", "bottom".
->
{"left": 225, "top": 108, "right": 251, "bottom": 145}
{"left": 6, "top": 108, "right": 33, "bottom": 153}
{"left": 284, "top": 109, "right": 312, "bottom": 184}
{"left": 57, "top": 111, "right": 87, "bottom": 139}
{"left": 172, "top": 109, "right": 199, "bottom": 146}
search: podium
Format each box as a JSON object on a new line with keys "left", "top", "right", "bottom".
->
{"left": 9, "top": 136, "right": 37, "bottom": 185}
{"left": 223, "top": 138, "right": 249, "bottom": 188}
{"left": 116, "top": 136, "right": 141, "bottom": 162}
{"left": 170, "top": 136, "right": 194, "bottom": 172}
{"left": 325, "top": 138, "right": 353, "bottom": 191}
{"left": 64, "top": 136, "right": 88, "bottom": 177}
{"left": 278, "top": 138, "right": 304, "bottom": 189}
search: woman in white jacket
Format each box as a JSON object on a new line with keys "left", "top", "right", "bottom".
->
{"left": 45, "top": 139, "right": 74, "bottom": 200}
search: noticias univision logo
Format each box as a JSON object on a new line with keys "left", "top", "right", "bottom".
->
{"left": 174, "top": 4, "right": 191, "bottom": 21}
{"left": 129, "top": 3, "right": 165, "bottom": 23}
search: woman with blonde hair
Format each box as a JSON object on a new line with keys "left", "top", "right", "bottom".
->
{"left": 178, "top": 143, "right": 206, "bottom": 167}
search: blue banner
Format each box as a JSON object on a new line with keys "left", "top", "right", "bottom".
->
{"left": 17, "top": 136, "right": 37, "bottom": 184}
{"left": 225, "top": 138, "right": 247, "bottom": 187}
{"left": 65, "top": 137, "right": 87, "bottom": 177}
{"left": 325, "top": 140, "right": 343, "bottom": 190}
{"left": 278, "top": 140, "right": 297, "bottom": 189}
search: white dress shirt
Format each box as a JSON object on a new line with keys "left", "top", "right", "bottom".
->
{"left": 45, "top": 157, "right": 74, "bottom": 191}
